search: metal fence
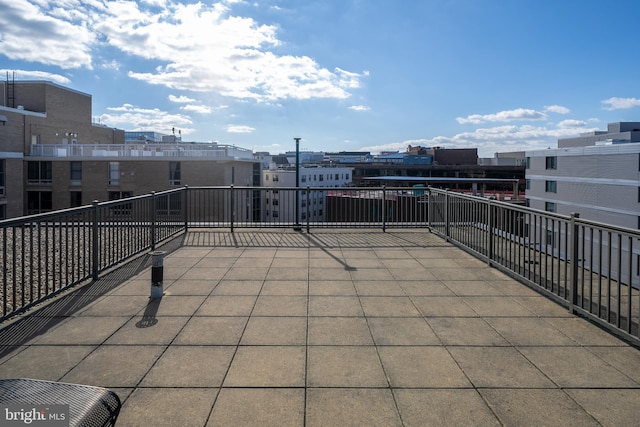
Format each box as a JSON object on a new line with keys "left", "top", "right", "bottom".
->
{"left": 2, "top": 185, "right": 639, "bottom": 345}
{"left": 428, "top": 187, "right": 640, "bottom": 344}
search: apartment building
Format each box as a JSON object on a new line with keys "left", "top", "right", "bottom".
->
{"left": 0, "top": 80, "right": 259, "bottom": 219}
{"left": 525, "top": 122, "right": 640, "bottom": 229}
{"left": 263, "top": 165, "right": 353, "bottom": 222}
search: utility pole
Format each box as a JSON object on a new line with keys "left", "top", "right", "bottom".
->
{"left": 293, "top": 137, "right": 302, "bottom": 231}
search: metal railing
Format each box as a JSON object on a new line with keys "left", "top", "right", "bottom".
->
{"left": 2, "top": 185, "right": 639, "bottom": 345}
{"left": 428, "top": 188, "right": 640, "bottom": 344}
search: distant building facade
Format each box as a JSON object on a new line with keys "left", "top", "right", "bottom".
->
{"left": 263, "top": 165, "right": 353, "bottom": 222}
{"left": 0, "top": 80, "right": 259, "bottom": 219}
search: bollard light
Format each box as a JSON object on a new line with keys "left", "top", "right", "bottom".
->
{"left": 150, "top": 251, "right": 166, "bottom": 299}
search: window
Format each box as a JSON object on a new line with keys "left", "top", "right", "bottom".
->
{"left": 319, "top": 175, "right": 324, "bottom": 182}
{"left": 272, "top": 175, "right": 279, "bottom": 181}
{"left": 545, "top": 181, "right": 557, "bottom": 193}
{"left": 70, "top": 161, "right": 82, "bottom": 186}
{"left": 301, "top": 175, "right": 307, "bottom": 183}
{"left": 545, "top": 202, "right": 556, "bottom": 213}
{"left": 27, "top": 161, "right": 52, "bottom": 184}
{"left": 345, "top": 173, "right": 350, "bottom": 180}
{"left": 272, "top": 199, "right": 279, "bottom": 206}
{"left": 546, "top": 230, "right": 555, "bottom": 246}
{"left": 70, "top": 191, "right": 82, "bottom": 207}
{"left": 525, "top": 157, "right": 530, "bottom": 169}
{"left": 525, "top": 179, "right": 531, "bottom": 190}
{"left": 109, "top": 191, "right": 132, "bottom": 215}
{"left": 335, "top": 174, "right": 339, "bottom": 180}
{"left": 545, "top": 156, "right": 557, "bottom": 170}
{"left": 27, "top": 191, "right": 52, "bottom": 214}
{"left": 169, "top": 162, "right": 181, "bottom": 185}
{"left": 0, "top": 204, "right": 5, "bottom": 220}
{"left": 108, "top": 162, "right": 120, "bottom": 186}
{"left": 265, "top": 174, "right": 269, "bottom": 181}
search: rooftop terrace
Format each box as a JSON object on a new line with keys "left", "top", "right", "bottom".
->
{"left": 1, "top": 229, "right": 639, "bottom": 426}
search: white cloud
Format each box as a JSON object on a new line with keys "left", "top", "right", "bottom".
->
{"left": 361, "top": 123, "right": 600, "bottom": 157}
{"left": 0, "top": 69, "right": 70, "bottom": 85}
{"left": 0, "top": 0, "right": 94, "bottom": 69}
{"left": 601, "top": 97, "right": 640, "bottom": 111}
{"left": 181, "top": 104, "right": 213, "bottom": 114}
{"left": 169, "top": 95, "right": 197, "bottom": 103}
{"left": 544, "top": 105, "right": 571, "bottom": 114}
{"left": 557, "top": 119, "right": 586, "bottom": 128}
{"left": 456, "top": 108, "right": 547, "bottom": 124}
{"left": 226, "top": 125, "right": 255, "bottom": 133}
{"left": 100, "top": 104, "right": 193, "bottom": 135}
{"left": 349, "top": 105, "right": 371, "bottom": 112}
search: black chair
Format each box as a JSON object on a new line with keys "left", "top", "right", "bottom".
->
{"left": 0, "top": 378, "right": 121, "bottom": 426}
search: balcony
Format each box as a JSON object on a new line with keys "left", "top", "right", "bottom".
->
{"left": 1, "top": 188, "right": 640, "bottom": 425}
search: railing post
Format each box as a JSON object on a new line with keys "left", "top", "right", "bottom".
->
{"left": 91, "top": 200, "right": 99, "bottom": 281}
{"left": 427, "top": 188, "right": 432, "bottom": 231}
{"left": 151, "top": 191, "right": 157, "bottom": 251}
{"left": 444, "top": 190, "right": 450, "bottom": 239}
{"left": 183, "top": 186, "right": 189, "bottom": 231}
{"left": 487, "top": 199, "right": 494, "bottom": 262}
{"left": 382, "top": 186, "right": 387, "bottom": 232}
{"left": 569, "top": 212, "right": 580, "bottom": 313}
{"left": 230, "top": 185, "right": 234, "bottom": 233}
{"left": 306, "top": 187, "right": 310, "bottom": 233}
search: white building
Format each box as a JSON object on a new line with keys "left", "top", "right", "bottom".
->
{"left": 525, "top": 122, "right": 640, "bottom": 229}
{"left": 263, "top": 165, "right": 353, "bottom": 222}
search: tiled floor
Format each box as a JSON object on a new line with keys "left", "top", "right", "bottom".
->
{"left": 1, "top": 229, "right": 640, "bottom": 426}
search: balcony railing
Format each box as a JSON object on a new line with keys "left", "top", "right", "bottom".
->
{"left": 1, "top": 186, "right": 639, "bottom": 345}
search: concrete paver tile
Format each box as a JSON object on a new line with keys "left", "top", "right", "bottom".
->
{"left": 306, "top": 388, "right": 402, "bottom": 427}
{"left": 411, "top": 296, "right": 476, "bottom": 317}
{"left": 566, "top": 389, "right": 640, "bottom": 426}
{"left": 30, "top": 316, "right": 130, "bottom": 345}
{"left": 223, "top": 267, "right": 270, "bottom": 281}
{"left": 164, "top": 279, "right": 219, "bottom": 295}
{"left": 105, "top": 316, "right": 189, "bottom": 345}
{"left": 174, "top": 316, "right": 248, "bottom": 345}
{"left": 308, "top": 317, "right": 373, "bottom": 345}
{"left": 223, "top": 346, "right": 305, "bottom": 387}
{"left": 307, "top": 346, "right": 388, "bottom": 387}
{"left": 240, "top": 316, "right": 307, "bottom": 345}
{"left": 61, "top": 345, "right": 165, "bottom": 388}
{"left": 309, "top": 296, "right": 364, "bottom": 316}
{"left": 486, "top": 317, "right": 577, "bottom": 346}
{"left": 394, "top": 389, "right": 500, "bottom": 427}
{"left": 260, "top": 280, "right": 308, "bottom": 295}
{"left": 118, "top": 388, "right": 217, "bottom": 427}
{"left": 479, "top": 389, "right": 601, "bottom": 427}
{"left": 378, "top": 346, "right": 471, "bottom": 388}
{"left": 252, "top": 296, "right": 308, "bottom": 316}
{"left": 308, "top": 280, "right": 357, "bottom": 296}
{"left": 353, "top": 281, "right": 406, "bottom": 296}
{"left": 208, "top": 388, "right": 304, "bottom": 427}
{"left": 588, "top": 345, "right": 640, "bottom": 383}
{"left": 367, "top": 317, "right": 440, "bottom": 345}
{"left": 448, "top": 346, "right": 555, "bottom": 388}
{"left": 519, "top": 346, "right": 639, "bottom": 388}
{"left": 0, "top": 345, "right": 95, "bottom": 381}
{"left": 140, "top": 346, "right": 235, "bottom": 387}
{"left": 462, "top": 296, "right": 535, "bottom": 316}
{"left": 210, "top": 280, "right": 264, "bottom": 295}
{"left": 309, "top": 268, "right": 352, "bottom": 281}
{"left": 77, "top": 295, "right": 148, "bottom": 317}
{"left": 195, "top": 295, "right": 257, "bottom": 316}
{"left": 397, "top": 281, "right": 455, "bottom": 296}
{"left": 544, "top": 317, "right": 628, "bottom": 346}
{"left": 152, "top": 295, "right": 207, "bottom": 316}
{"left": 359, "top": 296, "right": 421, "bottom": 317}
{"left": 428, "top": 317, "right": 509, "bottom": 346}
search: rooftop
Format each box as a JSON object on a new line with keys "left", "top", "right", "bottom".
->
{"left": 1, "top": 229, "right": 639, "bottom": 425}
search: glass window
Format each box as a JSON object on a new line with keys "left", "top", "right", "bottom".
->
{"left": 27, "top": 191, "right": 52, "bottom": 214}
{"left": 545, "top": 156, "right": 557, "bottom": 170}
{"left": 27, "top": 161, "right": 52, "bottom": 184}
{"left": 70, "top": 191, "right": 82, "bottom": 207}
{"left": 525, "top": 157, "right": 530, "bottom": 169}
{"left": 108, "top": 162, "right": 120, "bottom": 186}
{"left": 169, "top": 162, "right": 181, "bottom": 185}
{"left": 0, "top": 159, "right": 4, "bottom": 196}
{"left": 545, "top": 202, "right": 556, "bottom": 213}
{"left": 70, "top": 161, "right": 82, "bottom": 186}
{"left": 525, "top": 179, "right": 531, "bottom": 190}
{"left": 545, "top": 181, "right": 557, "bottom": 193}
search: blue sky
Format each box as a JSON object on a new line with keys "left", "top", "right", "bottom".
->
{"left": 1, "top": 0, "right": 639, "bottom": 157}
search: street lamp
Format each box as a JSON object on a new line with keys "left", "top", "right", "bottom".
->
{"left": 293, "top": 137, "right": 301, "bottom": 231}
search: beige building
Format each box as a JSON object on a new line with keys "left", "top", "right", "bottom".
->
{"left": 0, "top": 80, "right": 259, "bottom": 219}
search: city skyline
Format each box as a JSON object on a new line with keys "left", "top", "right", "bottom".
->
{"left": 1, "top": 0, "right": 639, "bottom": 157}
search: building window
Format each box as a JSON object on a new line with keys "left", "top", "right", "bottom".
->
{"left": 272, "top": 175, "right": 279, "bottom": 181}
{"left": 27, "top": 191, "right": 53, "bottom": 214}
{"left": 301, "top": 175, "right": 307, "bottom": 183}
{"left": 545, "top": 202, "right": 556, "bottom": 213}
{"left": 545, "top": 181, "right": 557, "bottom": 193}
{"left": 525, "top": 179, "right": 531, "bottom": 190}
{"left": 265, "top": 174, "right": 269, "bottom": 181}
{"left": 109, "top": 191, "right": 132, "bottom": 215}
{"left": 545, "top": 156, "right": 557, "bottom": 170}
{"left": 546, "top": 230, "right": 555, "bottom": 246}
{"left": 525, "top": 157, "right": 530, "bottom": 169}
{"left": 169, "top": 162, "right": 181, "bottom": 185}
{"left": 70, "top": 161, "right": 82, "bottom": 186}
{"left": 108, "top": 162, "right": 120, "bottom": 186}
{"left": 335, "top": 174, "right": 339, "bottom": 180}
{"left": 345, "top": 173, "right": 350, "bottom": 180}
{"left": 0, "top": 204, "right": 5, "bottom": 220}
{"left": 0, "top": 159, "right": 4, "bottom": 197}
{"left": 27, "top": 161, "right": 52, "bottom": 184}
{"left": 319, "top": 175, "right": 324, "bottom": 182}
{"left": 70, "top": 191, "right": 82, "bottom": 207}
